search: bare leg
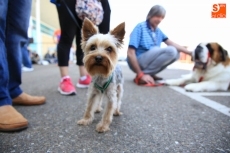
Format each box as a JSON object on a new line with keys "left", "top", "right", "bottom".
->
{"left": 79, "top": 65, "right": 88, "bottom": 77}
{"left": 60, "top": 65, "right": 88, "bottom": 78}
{"left": 114, "top": 84, "right": 123, "bottom": 116}
{"left": 96, "top": 99, "right": 115, "bottom": 133}
{"left": 77, "top": 93, "right": 99, "bottom": 125}
{"left": 59, "top": 66, "right": 69, "bottom": 77}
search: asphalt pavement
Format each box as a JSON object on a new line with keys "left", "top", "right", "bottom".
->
{"left": 0, "top": 62, "right": 230, "bottom": 153}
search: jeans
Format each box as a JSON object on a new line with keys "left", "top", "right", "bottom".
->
{"left": 0, "top": 0, "right": 32, "bottom": 106}
{"left": 127, "top": 46, "right": 180, "bottom": 75}
{"left": 22, "top": 40, "right": 32, "bottom": 68}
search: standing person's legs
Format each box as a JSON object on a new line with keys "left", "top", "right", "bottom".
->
{"left": 99, "top": 0, "right": 111, "bottom": 34}
{"left": 0, "top": 0, "right": 11, "bottom": 107}
{"left": 0, "top": 0, "right": 37, "bottom": 132}
{"left": 56, "top": 0, "right": 76, "bottom": 75}
{"left": 137, "top": 46, "right": 179, "bottom": 77}
{"left": 5, "top": 0, "right": 45, "bottom": 105}
{"left": 56, "top": 0, "right": 85, "bottom": 94}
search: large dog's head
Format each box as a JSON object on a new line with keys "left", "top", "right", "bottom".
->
{"left": 192, "top": 42, "right": 228, "bottom": 69}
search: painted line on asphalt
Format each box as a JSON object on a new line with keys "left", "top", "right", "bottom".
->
{"left": 198, "top": 92, "right": 230, "bottom": 96}
{"left": 170, "top": 86, "right": 230, "bottom": 117}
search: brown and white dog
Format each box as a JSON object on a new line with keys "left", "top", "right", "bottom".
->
{"left": 77, "top": 18, "right": 125, "bottom": 132}
{"left": 165, "top": 42, "right": 230, "bottom": 92}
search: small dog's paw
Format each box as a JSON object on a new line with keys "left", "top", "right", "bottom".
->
{"left": 96, "top": 123, "right": 110, "bottom": 133}
{"left": 95, "top": 107, "right": 103, "bottom": 113}
{"left": 184, "top": 84, "right": 202, "bottom": 92}
{"left": 77, "top": 118, "right": 92, "bottom": 126}
{"left": 113, "top": 111, "right": 123, "bottom": 116}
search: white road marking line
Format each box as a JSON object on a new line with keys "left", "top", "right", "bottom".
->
{"left": 198, "top": 92, "right": 230, "bottom": 96}
{"left": 170, "top": 86, "right": 230, "bottom": 117}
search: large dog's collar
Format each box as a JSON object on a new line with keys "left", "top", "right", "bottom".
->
{"left": 94, "top": 74, "right": 113, "bottom": 93}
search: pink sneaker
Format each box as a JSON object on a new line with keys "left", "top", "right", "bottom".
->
{"left": 58, "top": 77, "right": 76, "bottom": 95}
{"left": 76, "top": 75, "right": 92, "bottom": 88}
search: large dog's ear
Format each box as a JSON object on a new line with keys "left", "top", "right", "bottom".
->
{"left": 81, "top": 18, "right": 98, "bottom": 42}
{"left": 218, "top": 44, "right": 227, "bottom": 61}
{"left": 110, "top": 22, "right": 125, "bottom": 48}
{"left": 224, "top": 49, "right": 229, "bottom": 57}
{"left": 206, "top": 43, "right": 214, "bottom": 57}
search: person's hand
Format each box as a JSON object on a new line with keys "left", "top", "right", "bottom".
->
{"left": 140, "top": 74, "right": 155, "bottom": 84}
{"left": 187, "top": 51, "right": 193, "bottom": 56}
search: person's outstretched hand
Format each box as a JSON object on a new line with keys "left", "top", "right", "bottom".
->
{"left": 140, "top": 74, "right": 155, "bottom": 84}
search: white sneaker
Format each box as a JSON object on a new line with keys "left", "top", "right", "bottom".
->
{"left": 22, "top": 67, "right": 34, "bottom": 72}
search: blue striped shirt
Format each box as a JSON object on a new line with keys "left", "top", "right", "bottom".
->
{"left": 129, "top": 21, "right": 168, "bottom": 57}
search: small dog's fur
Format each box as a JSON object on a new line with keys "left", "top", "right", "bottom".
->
{"left": 77, "top": 18, "right": 125, "bottom": 133}
{"left": 165, "top": 42, "right": 230, "bottom": 92}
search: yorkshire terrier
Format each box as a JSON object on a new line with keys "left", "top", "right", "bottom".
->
{"left": 77, "top": 18, "right": 125, "bottom": 133}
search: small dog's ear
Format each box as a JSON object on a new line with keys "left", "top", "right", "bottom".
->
{"left": 82, "top": 18, "right": 98, "bottom": 42}
{"left": 110, "top": 22, "right": 125, "bottom": 48}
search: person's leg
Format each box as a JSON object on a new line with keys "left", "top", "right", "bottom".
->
{"left": 75, "top": 17, "right": 85, "bottom": 77}
{"left": 0, "top": 0, "right": 28, "bottom": 132}
{"left": 0, "top": 0, "right": 11, "bottom": 107}
{"left": 6, "top": 0, "right": 30, "bottom": 98}
{"left": 56, "top": 0, "right": 78, "bottom": 95}
{"left": 98, "top": 0, "right": 111, "bottom": 34}
{"left": 75, "top": 17, "right": 92, "bottom": 88}
{"left": 56, "top": 1, "right": 75, "bottom": 77}
{"left": 22, "top": 40, "right": 33, "bottom": 71}
{"left": 138, "top": 46, "right": 179, "bottom": 76}
{"left": 5, "top": 0, "right": 45, "bottom": 104}
{"left": 22, "top": 41, "right": 32, "bottom": 68}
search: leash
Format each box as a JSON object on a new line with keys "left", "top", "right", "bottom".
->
{"left": 61, "top": 0, "right": 81, "bottom": 29}
{"left": 134, "top": 72, "right": 164, "bottom": 87}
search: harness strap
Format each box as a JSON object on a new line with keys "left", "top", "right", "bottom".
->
{"left": 94, "top": 74, "right": 113, "bottom": 93}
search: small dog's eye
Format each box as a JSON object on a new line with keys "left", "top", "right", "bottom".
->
{"left": 106, "top": 47, "right": 112, "bottom": 52}
{"left": 90, "top": 45, "right": 96, "bottom": 51}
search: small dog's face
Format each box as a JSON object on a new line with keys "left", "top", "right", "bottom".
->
{"left": 193, "top": 42, "right": 227, "bottom": 69}
{"left": 81, "top": 18, "right": 125, "bottom": 77}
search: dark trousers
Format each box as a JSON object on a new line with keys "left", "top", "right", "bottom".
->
{"left": 99, "top": 0, "right": 111, "bottom": 34}
{"left": 56, "top": 0, "right": 111, "bottom": 67}
{"left": 0, "top": 0, "right": 32, "bottom": 106}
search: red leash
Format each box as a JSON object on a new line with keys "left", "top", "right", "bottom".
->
{"left": 134, "top": 72, "right": 164, "bottom": 87}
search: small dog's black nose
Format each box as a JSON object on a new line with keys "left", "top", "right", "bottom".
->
{"left": 95, "top": 55, "right": 103, "bottom": 63}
